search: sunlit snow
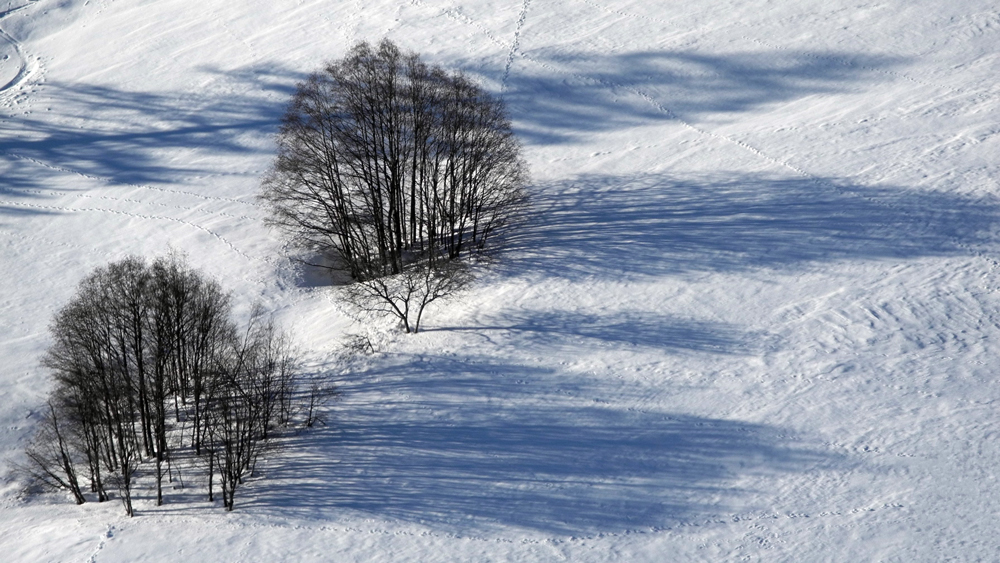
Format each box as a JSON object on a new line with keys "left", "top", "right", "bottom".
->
{"left": 2, "top": 0, "right": 1000, "bottom": 560}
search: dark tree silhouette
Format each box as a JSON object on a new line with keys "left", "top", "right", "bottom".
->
{"left": 260, "top": 39, "right": 527, "bottom": 332}
{"left": 22, "top": 399, "right": 87, "bottom": 505}
{"left": 23, "top": 255, "right": 299, "bottom": 515}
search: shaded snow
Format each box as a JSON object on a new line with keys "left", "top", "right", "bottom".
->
{"left": 2, "top": 0, "right": 1000, "bottom": 560}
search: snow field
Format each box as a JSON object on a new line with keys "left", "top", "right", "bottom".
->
{"left": 2, "top": 0, "right": 1000, "bottom": 560}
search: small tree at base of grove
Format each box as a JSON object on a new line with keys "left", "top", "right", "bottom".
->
{"left": 260, "top": 39, "right": 528, "bottom": 333}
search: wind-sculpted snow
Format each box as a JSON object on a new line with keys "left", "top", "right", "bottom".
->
{"left": 2, "top": 0, "right": 1000, "bottom": 560}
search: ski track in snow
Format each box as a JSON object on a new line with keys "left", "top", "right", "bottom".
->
{"left": 3, "top": 1, "right": 1000, "bottom": 560}
{"left": 415, "top": 0, "right": 990, "bottom": 218}
{"left": 0, "top": 1, "right": 41, "bottom": 103}
{"left": 472, "top": 7, "right": 1000, "bottom": 284}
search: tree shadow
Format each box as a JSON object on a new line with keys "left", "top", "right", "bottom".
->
{"left": 0, "top": 46, "right": 912, "bottom": 194}
{"left": 427, "top": 309, "right": 767, "bottom": 356}
{"left": 506, "top": 173, "right": 1000, "bottom": 279}
{"left": 492, "top": 48, "right": 911, "bottom": 144}
{"left": 0, "top": 204, "right": 58, "bottom": 221}
{"left": 0, "top": 151, "right": 63, "bottom": 223}
{"left": 0, "top": 63, "right": 306, "bottom": 188}
{"left": 245, "top": 354, "right": 843, "bottom": 535}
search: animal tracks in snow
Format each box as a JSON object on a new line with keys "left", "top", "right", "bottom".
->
{"left": 501, "top": 0, "right": 531, "bottom": 93}
{"left": 0, "top": 7, "right": 273, "bottom": 279}
{"left": 405, "top": 0, "right": 528, "bottom": 91}
{"left": 86, "top": 522, "right": 121, "bottom": 563}
{"left": 0, "top": 198, "right": 258, "bottom": 262}
{"left": 408, "top": 0, "right": 508, "bottom": 51}
{"left": 0, "top": 149, "right": 265, "bottom": 261}
{"left": 0, "top": 151, "right": 262, "bottom": 209}
{"left": 578, "top": 0, "right": 673, "bottom": 26}
{"left": 0, "top": 179, "right": 256, "bottom": 223}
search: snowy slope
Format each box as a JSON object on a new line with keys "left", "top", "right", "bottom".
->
{"left": 3, "top": 0, "right": 1000, "bottom": 560}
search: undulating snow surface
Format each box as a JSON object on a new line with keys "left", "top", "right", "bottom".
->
{"left": 3, "top": 0, "right": 1000, "bottom": 560}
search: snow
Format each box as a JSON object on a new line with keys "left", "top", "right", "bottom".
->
{"left": 2, "top": 0, "right": 1000, "bottom": 559}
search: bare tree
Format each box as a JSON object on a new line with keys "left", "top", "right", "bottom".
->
{"left": 342, "top": 258, "right": 472, "bottom": 333}
{"left": 21, "top": 400, "right": 87, "bottom": 505}
{"left": 26, "top": 255, "right": 300, "bottom": 515}
{"left": 260, "top": 39, "right": 527, "bottom": 332}
{"left": 204, "top": 306, "right": 297, "bottom": 511}
{"left": 42, "top": 259, "right": 147, "bottom": 516}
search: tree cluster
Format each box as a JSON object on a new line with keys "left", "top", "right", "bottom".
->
{"left": 23, "top": 255, "right": 297, "bottom": 515}
{"left": 260, "top": 40, "right": 528, "bottom": 332}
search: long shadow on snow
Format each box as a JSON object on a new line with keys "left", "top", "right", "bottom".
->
{"left": 246, "top": 355, "right": 841, "bottom": 535}
{"left": 426, "top": 309, "right": 761, "bottom": 355}
{"left": 0, "top": 156, "right": 64, "bottom": 224}
{"left": 506, "top": 173, "right": 1000, "bottom": 279}
{"left": 492, "top": 48, "right": 910, "bottom": 144}
{"left": 0, "top": 64, "right": 305, "bottom": 189}
{"left": 0, "top": 46, "right": 909, "bottom": 193}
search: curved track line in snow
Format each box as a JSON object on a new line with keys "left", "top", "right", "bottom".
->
{"left": 407, "top": 0, "right": 510, "bottom": 51}
{"left": 0, "top": 183, "right": 257, "bottom": 222}
{"left": 507, "top": 46, "right": 1000, "bottom": 278}
{"left": 363, "top": 1, "right": 1000, "bottom": 279}
{"left": 0, "top": 1, "right": 40, "bottom": 99}
{"left": 0, "top": 151, "right": 263, "bottom": 208}
{"left": 579, "top": 0, "right": 673, "bottom": 25}
{"left": 0, "top": 27, "right": 26, "bottom": 92}
{"left": 0, "top": 199, "right": 259, "bottom": 262}
{"left": 0, "top": 224, "right": 91, "bottom": 255}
